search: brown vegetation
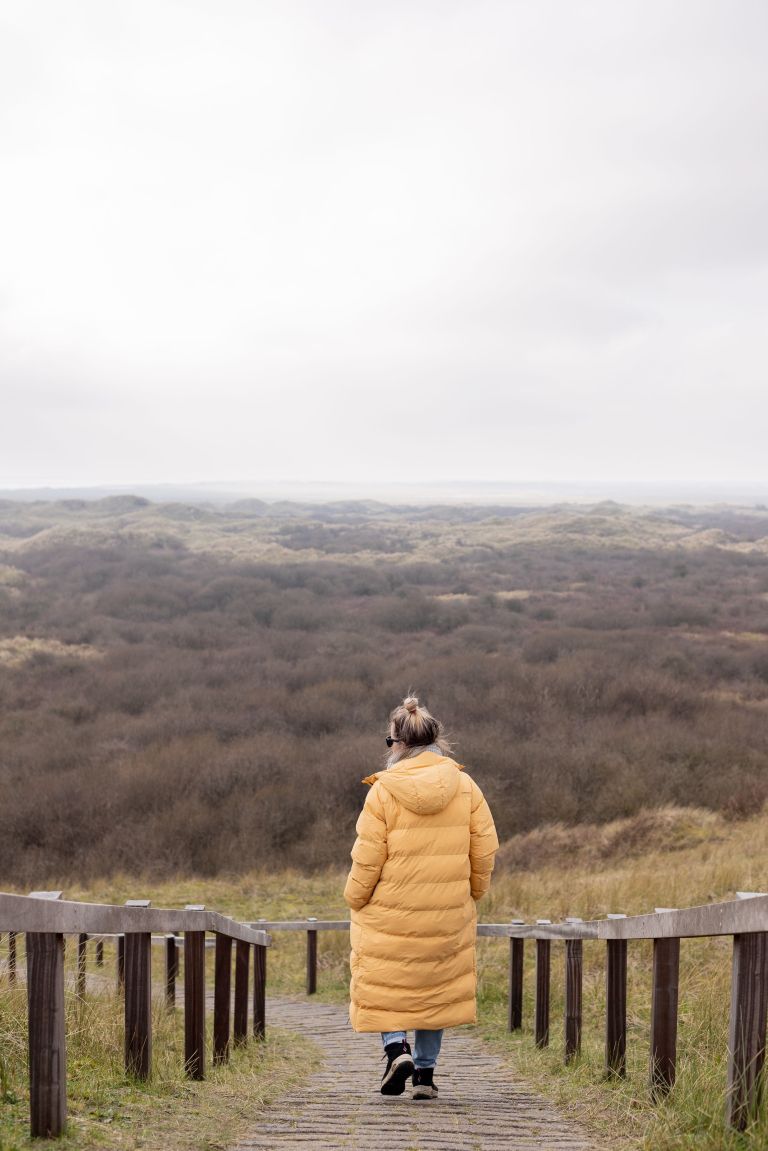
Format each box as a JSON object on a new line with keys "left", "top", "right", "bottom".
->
{"left": 495, "top": 805, "right": 725, "bottom": 871}
{"left": 1, "top": 497, "right": 768, "bottom": 882}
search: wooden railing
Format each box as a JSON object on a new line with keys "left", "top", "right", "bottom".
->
{"left": 0, "top": 891, "right": 270, "bottom": 1138}
{"left": 5, "top": 891, "right": 768, "bottom": 1136}
{"left": 254, "top": 891, "right": 768, "bottom": 1132}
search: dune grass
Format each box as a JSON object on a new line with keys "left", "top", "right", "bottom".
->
{"left": 5, "top": 803, "right": 768, "bottom": 1147}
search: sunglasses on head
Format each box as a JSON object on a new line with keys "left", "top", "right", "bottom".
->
{"left": 385, "top": 737, "right": 402, "bottom": 748}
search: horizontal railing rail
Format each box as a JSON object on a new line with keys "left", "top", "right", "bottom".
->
{"left": 250, "top": 918, "right": 350, "bottom": 931}
{"left": 0, "top": 891, "right": 269, "bottom": 945}
{"left": 252, "top": 893, "right": 768, "bottom": 941}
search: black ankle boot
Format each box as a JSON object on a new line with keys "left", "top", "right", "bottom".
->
{"left": 380, "top": 1040, "right": 414, "bottom": 1095}
{"left": 412, "top": 1067, "right": 438, "bottom": 1100}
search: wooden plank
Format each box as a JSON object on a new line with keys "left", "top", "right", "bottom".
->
{"left": 478, "top": 921, "right": 601, "bottom": 940}
{"left": 165, "top": 934, "right": 178, "bottom": 1008}
{"left": 726, "top": 932, "right": 768, "bottom": 1130}
{"left": 248, "top": 919, "right": 350, "bottom": 932}
{"left": 306, "top": 923, "right": 317, "bottom": 995}
{"left": 26, "top": 932, "right": 66, "bottom": 1137}
{"left": 124, "top": 933, "right": 152, "bottom": 1079}
{"left": 508, "top": 938, "right": 524, "bottom": 1031}
{"left": 0, "top": 892, "right": 269, "bottom": 945}
{"left": 77, "top": 933, "right": 87, "bottom": 999}
{"left": 117, "top": 935, "right": 125, "bottom": 990}
{"left": 605, "top": 939, "right": 628, "bottom": 1077}
{"left": 213, "top": 934, "right": 232, "bottom": 1065}
{"left": 253, "top": 943, "right": 267, "bottom": 1040}
{"left": 207, "top": 912, "right": 269, "bottom": 947}
{"left": 565, "top": 939, "right": 582, "bottom": 1063}
{"left": 598, "top": 895, "right": 768, "bottom": 941}
{"left": 184, "top": 931, "right": 206, "bottom": 1080}
{"left": 478, "top": 924, "right": 519, "bottom": 937}
{"left": 650, "top": 936, "right": 680, "bottom": 1098}
{"left": 535, "top": 939, "right": 551, "bottom": 1048}
{"left": 234, "top": 940, "right": 250, "bottom": 1047}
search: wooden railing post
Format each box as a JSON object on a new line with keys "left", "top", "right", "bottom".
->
{"left": 26, "top": 891, "right": 66, "bottom": 1138}
{"left": 606, "top": 940, "right": 628, "bottom": 1076}
{"left": 306, "top": 917, "right": 318, "bottom": 995}
{"left": 117, "top": 935, "right": 125, "bottom": 990}
{"left": 77, "top": 933, "right": 87, "bottom": 999}
{"left": 95, "top": 939, "right": 104, "bottom": 968}
{"left": 213, "top": 934, "right": 233, "bottom": 1065}
{"left": 508, "top": 925, "right": 525, "bottom": 1031}
{"left": 605, "top": 918, "right": 628, "bottom": 1077}
{"left": 253, "top": 942, "right": 267, "bottom": 1040}
{"left": 565, "top": 930, "right": 583, "bottom": 1064}
{"left": 27, "top": 933, "right": 66, "bottom": 1137}
{"left": 184, "top": 906, "right": 206, "bottom": 1080}
{"left": 165, "top": 934, "right": 178, "bottom": 1008}
{"left": 9, "top": 930, "right": 17, "bottom": 985}
{"left": 234, "top": 940, "right": 250, "bottom": 1047}
{"left": 535, "top": 923, "right": 551, "bottom": 1048}
{"left": 726, "top": 931, "right": 768, "bottom": 1130}
{"left": 650, "top": 918, "right": 680, "bottom": 1099}
{"left": 124, "top": 901, "right": 152, "bottom": 1080}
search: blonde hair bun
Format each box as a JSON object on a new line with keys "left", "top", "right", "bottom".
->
{"left": 388, "top": 694, "right": 451, "bottom": 756}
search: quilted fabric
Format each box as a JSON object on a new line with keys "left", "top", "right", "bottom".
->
{"left": 343, "top": 750, "right": 499, "bottom": 1032}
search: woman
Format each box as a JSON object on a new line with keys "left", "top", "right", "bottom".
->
{"left": 344, "top": 695, "right": 499, "bottom": 1100}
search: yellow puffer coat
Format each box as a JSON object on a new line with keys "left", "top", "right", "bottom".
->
{"left": 343, "top": 751, "right": 499, "bottom": 1032}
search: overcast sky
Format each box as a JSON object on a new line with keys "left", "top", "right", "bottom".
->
{"left": 1, "top": 0, "right": 766, "bottom": 489}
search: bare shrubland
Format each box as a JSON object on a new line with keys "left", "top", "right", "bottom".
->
{"left": 1, "top": 498, "right": 768, "bottom": 881}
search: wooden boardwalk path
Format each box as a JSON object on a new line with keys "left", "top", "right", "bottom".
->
{"left": 234, "top": 997, "right": 599, "bottom": 1151}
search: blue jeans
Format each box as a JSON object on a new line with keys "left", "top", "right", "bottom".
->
{"left": 381, "top": 1029, "right": 443, "bottom": 1069}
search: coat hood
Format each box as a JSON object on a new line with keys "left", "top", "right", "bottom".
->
{"left": 362, "top": 752, "right": 463, "bottom": 815}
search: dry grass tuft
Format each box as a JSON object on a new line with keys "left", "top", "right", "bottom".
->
{"left": 0, "top": 635, "right": 101, "bottom": 668}
{"left": 497, "top": 805, "right": 726, "bottom": 872}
